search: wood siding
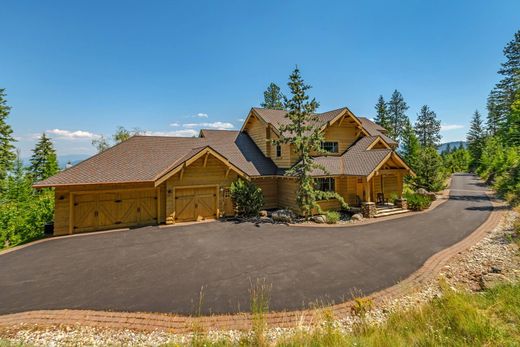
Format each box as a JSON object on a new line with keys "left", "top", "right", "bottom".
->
{"left": 277, "top": 178, "right": 300, "bottom": 212}
{"left": 244, "top": 115, "right": 268, "bottom": 156}
{"left": 251, "top": 177, "right": 278, "bottom": 209}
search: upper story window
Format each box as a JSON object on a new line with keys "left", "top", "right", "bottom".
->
{"left": 321, "top": 141, "right": 339, "bottom": 153}
{"left": 276, "top": 144, "right": 282, "bottom": 157}
{"left": 316, "top": 177, "right": 335, "bottom": 192}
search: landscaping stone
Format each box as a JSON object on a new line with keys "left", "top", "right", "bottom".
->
{"left": 351, "top": 213, "right": 363, "bottom": 221}
{"left": 416, "top": 188, "right": 437, "bottom": 201}
{"left": 311, "top": 215, "right": 326, "bottom": 224}
{"left": 361, "top": 202, "right": 376, "bottom": 218}
{"left": 479, "top": 273, "right": 508, "bottom": 290}
{"left": 271, "top": 209, "right": 295, "bottom": 223}
{"left": 259, "top": 210, "right": 268, "bottom": 217}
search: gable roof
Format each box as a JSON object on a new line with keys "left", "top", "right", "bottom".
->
{"left": 308, "top": 136, "right": 408, "bottom": 177}
{"left": 34, "top": 131, "right": 278, "bottom": 188}
{"left": 358, "top": 117, "right": 397, "bottom": 146}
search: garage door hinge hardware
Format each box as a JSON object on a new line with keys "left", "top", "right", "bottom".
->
{"left": 137, "top": 207, "right": 141, "bottom": 212}
{"left": 74, "top": 203, "right": 78, "bottom": 206}
{"left": 94, "top": 211, "right": 99, "bottom": 217}
{"left": 115, "top": 221, "right": 122, "bottom": 224}
{"left": 115, "top": 199, "right": 122, "bottom": 203}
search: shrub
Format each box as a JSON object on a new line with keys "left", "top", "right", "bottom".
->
{"left": 325, "top": 210, "right": 340, "bottom": 224}
{"left": 229, "top": 179, "right": 264, "bottom": 217}
{"left": 404, "top": 192, "right": 432, "bottom": 211}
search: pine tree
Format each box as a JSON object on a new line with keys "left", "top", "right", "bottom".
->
{"left": 373, "top": 95, "right": 391, "bottom": 132}
{"left": 486, "top": 90, "right": 504, "bottom": 136}
{"left": 414, "top": 105, "right": 441, "bottom": 147}
{"left": 0, "top": 89, "right": 16, "bottom": 181}
{"left": 261, "top": 83, "right": 285, "bottom": 110}
{"left": 29, "top": 133, "right": 59, "bottom": 182}
{"left": 413, "top": 146, "right": 445, "bottom": 191}
{"left": 467, "top": 110, "right": 486, "bottom": 167}
{"left": 497, "top": 29, "right": 520, "bottom": 111}
{"left": 386, "top": 90, "right": 409, "bottom": 141}
{"left": 399, "top": 118, "right": 421, "bottom": 172}
{"left": 277, "top": 67, "right": 345, "bottom": 217}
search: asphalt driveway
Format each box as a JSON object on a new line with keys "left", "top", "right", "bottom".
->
{"left": 0, "top": 173, "right": 492, "bottom": 315}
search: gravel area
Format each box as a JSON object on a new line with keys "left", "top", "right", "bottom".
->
{"left": 2, "top": 208, "right": 518, "bottom": 346}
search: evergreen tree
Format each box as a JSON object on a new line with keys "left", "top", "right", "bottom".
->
{"left": 4, "top": 150, "right": 33, "bottom": 202}
{"left": 399, "top": 118, "right": 421, "bottom": 172}
{"left": 386, "top": 90, "right": 409, "bottom": 141}
{"left": 0, "top": 89, "right": 16, "bottom": 181}
{"left": 277, "top": 67, "right": 345, "bottom": 217}
{"left": 486, "top": 91, "right": 503, "bottom": 136}
{"left": 29, "top": 133, "right": 59, "bottom": 182}
{"left": 413, "top": 146, "right": 445, "bottom": 192}
{"left": 466, "top": 110, "right": 486, "bottom": 167}
{"left": 261, "top": 83, "right": 285, "bottom": 110}
{"left": 497, "top": 29, "right": 520, "bottom": 112}
{"left": 373, "top": 95, "right": 391, "bottom": 132}
{"left": 414, "top": 105, "right": 441, "bottom": 147}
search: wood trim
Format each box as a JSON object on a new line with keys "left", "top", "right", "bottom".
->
{"left": 68, "top": 192, "right": 74, "bottom": 235}
{"left": 390, "top": 152, "right": 415, "bottom": 176}
{"left": 366, "top": 136, "right": 391, "bottom": 150}
{"left": 69, "top": 187, "right": 157, "bottom": 195}
{"left": 367, "top": 152, "right": 393, "bottom": 181}
{"left": 33, "top": 180, "right": 156, "bottom": 189}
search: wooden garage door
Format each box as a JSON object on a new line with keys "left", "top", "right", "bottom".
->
{"left": 73, "top": 189, "right": 158, "bottom": 233}
{"left": 383, "top": 175, "right": 399, "bottom": 198}
{"left": 174, "top": 186, "right": 217, "bottom": 222}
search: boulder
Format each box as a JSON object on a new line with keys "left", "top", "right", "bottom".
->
{"left": 311, "top": 215, "right": 326, "bottom": 224}
{"left": 478, "top": 273, "right": 508, "bottom": 290}
{"left": 271, "top": 209, "right": 295, "bottom": 223}
{"left": 416, "top": 188, "right": 429, "bottom": 195}
{"left": 259, "top": 210, "right": 268, "bottom": 217}
{"left": 416, "top": 188, "right": 437, "bottom": 201}
{"left": 351, "top": 213, "right": 363, "bottom": 221}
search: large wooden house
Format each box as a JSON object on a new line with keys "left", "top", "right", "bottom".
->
{"left": 34, "top": 107, "right": 413, "bottom": 235}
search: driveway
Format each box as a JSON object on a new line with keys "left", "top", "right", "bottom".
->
{"left": 0, "top": 174, "right": 492, "bottom": 315}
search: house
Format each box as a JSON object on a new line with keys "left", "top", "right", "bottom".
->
{"left": 34, "top": 107, "right": 413, "bottom": 235}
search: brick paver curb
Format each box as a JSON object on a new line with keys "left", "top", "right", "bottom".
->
{"left": 0, "top": 191, "right": 507, "bottom": 333}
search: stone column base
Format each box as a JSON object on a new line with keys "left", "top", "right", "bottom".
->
{"left": 395, "top": 198, "right": 408, "bottom": 210}
{"left": 361, "top": 202, "right": 376, "bottom": 218}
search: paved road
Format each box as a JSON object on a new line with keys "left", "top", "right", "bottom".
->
{"left": 0, "top": 174, "right": 492, "bottom": 315}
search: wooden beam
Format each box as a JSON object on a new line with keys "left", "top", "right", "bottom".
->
{"left": 180, "top": 166, "right": 184, "bottom": 182}
{"left": 156, "top": 187, "right": 160, "bottom": 224}
{"left": 203, "top": 152, "right": 209, "bottom": 167}
{"left": 225, "top": 167, "right": 231, "bottom": 178}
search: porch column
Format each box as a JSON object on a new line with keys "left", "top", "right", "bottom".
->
{"left": 364, "top": 177, "right": 371, "bottom": 202}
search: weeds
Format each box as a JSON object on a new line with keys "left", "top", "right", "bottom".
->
{"left": 248, "top": 278, "right": 272, "bottom": 347}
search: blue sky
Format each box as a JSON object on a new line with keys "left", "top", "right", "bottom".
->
{"left": 1, "top": 0, "right": 519, "bottom": 158}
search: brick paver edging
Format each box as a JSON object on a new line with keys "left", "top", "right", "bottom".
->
{"left": 0, "top": 191, "right": 507, "bottom": 334}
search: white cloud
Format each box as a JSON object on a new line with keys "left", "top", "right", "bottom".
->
{"left": 194, "top": 113, "right": 208, "bottom": 118}
{"left": 237, "top": 118, "right": 245, "bottom": 122}
{"left": 144, "top": 129, "right": 199, "bottom": 137}
{"left": 169, "top": 122, "right": 180, "bottom": 127}
{"left": 182, "top": 122, "right": 234, "bottom": 130}
{"left": 46, "top": 129, "right": 99, "bottom": 139}
{"left": 441, "top": 124, "right": 464, "bottom": 131}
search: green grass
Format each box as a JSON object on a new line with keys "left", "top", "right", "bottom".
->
{"left": 184, "top": 282, "right": 520, "bottom": 347}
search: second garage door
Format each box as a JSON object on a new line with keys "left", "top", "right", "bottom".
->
{"left": 174, "top": 186, "right": 218, "bottom": 222}
{"left": 73, "top": 189, "right": 158, "bottom": 233}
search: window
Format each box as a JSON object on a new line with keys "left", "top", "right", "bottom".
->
{"left": 276, "top": 144, "right": 282, "bottom": 157}
{"left": 321, "top": 141, "right": 339, "bottom": 153}
{"left": 316, "top": 177, "right": 335, "bottom": 192}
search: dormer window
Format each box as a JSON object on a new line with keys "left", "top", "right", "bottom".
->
{"left": 321, "top": 141, "right": 339, "bottom": 153}
{"left": 276, "top": 144, "right": 282, "bottom": 157}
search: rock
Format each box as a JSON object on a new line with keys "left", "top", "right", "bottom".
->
{"left": 259, "top": 210, "right": 268, "bottom": 217}
{"left": 491, "top": 266, "right": 502, "bottom": 274}
{"left": 478, "top": 273, "right": 508, "bottom": 290}
{"left": 416, "top": 189, "right": 428, "bottom": 195}
{"left": 351, "top": 213, "right": 363, "bottom": 221}
{"left": 426, "top": 192, "right": 437, "bottom": 201}
{"left": 271, "top": 209, "right": 295, "bottom": 223}
{"left": 311, "top": 215, "right": 326, "bottom": 224}
{"left": 259, "top": 216, "right": 273, "bottom": 223}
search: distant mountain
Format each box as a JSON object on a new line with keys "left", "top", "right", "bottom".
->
{"left": 58, "top": 154, "right": 90, "bottom": 168}
{"left": 437, "top": 141, "right": 467, "bottom": 153}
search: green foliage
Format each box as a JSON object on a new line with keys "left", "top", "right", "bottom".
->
{"left": 91, "top": 135, "right": 110, "bottom": 153}
{"left": 467, "top": 110, "right": 486, "bottom": 168}
{"left": 414, "top": 104, "right": 441, "bottom": 147}
{"left": 260, "top": 82, "right": 285, "bottom": 110}
{"left": 0, "top": 89, "right": 16, "bottom": 182}
{"left": 229, "top": 179, "right": 264, "bottom": 217}
{"left": 29, "top": 133, "right": 59, "bottom": 182}
{"left": 404, "top": 192, "right": 432, "bottom": 211}
{"left": 399, "top": 118, "right": 421, "bottom": 172}
{"left": 386, "top": 89, "right": 409, "bottom": 141}
{"left": 276, "top": 67, "right": 345, "bottom": 217}
{"left": 325, "top": 210, "right": 340, "bottom": 224}
{"left": 373, "top": 95, "right": 391, "bottom": 132}
{"left": 92, "top": 127, "right": 143, "bottom": 153}
{"left": 442, "top": 147, "right": 471, "bottom": 174}
{"left": 411, "top": 146, "right": 446, "bottom": 192}
{"left": 0, "top": 153, "right": 54, "bottom": 248}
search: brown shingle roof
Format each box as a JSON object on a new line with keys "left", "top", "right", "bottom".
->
{"left": 308, "top": 136, "right": 392, "bottom": 177}
{"left": 252, "top": 107, "right": 348, "bottom": 132}
{"left": 358, "top": 117, "right": 397, "bottom": 146}
{"left": 34, "top": 131, "right": 278, "bottom": 187}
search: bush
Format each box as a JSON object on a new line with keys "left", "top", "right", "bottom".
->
{"left": 229, "top": 179, "right": 264, "bottom": 217}
{"left": 404, "top": 192, "right": 432, "bottom": 211}
{"left": 325, "top": 210, "right": 340, "bottom": 224}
